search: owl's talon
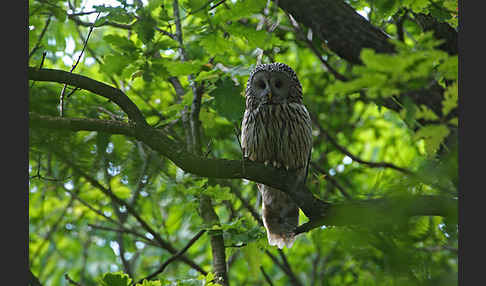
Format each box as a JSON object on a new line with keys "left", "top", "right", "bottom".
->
{"left": 264, "top": 160, "right": 269, "bottom": 166}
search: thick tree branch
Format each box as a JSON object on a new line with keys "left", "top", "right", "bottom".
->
{"left": 294, "top": 194, "right": 457, "bottom": 234}
{"left": 275, "top": 0, "right": 395, "bottom": 65}
{"left": 275, "top": 0, "right": 457, "bottom": 123}
{"left": 30, "top": 113, "right": 457, "bottom": 232}
{"left": 28, "top": 67, "right": 148, "bottom": 126}
{"left": 413, "top": 12, "right": 458, "bottom": 55}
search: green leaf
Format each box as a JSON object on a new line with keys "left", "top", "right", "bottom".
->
{"left": 442, "top": 81, "right": 458, "bottom": 116}
{"left": 227, "top": 24, "right": 283, "bottom": 50}
{"left": 101, "top": 52, "right": 128, "bottom": 75}
{"left": 438, "top": 56, "right": 458, "bottom": 80}
{"left": 133, "top": 11, "right": 157, "bottom": 44}
{"left": 213, "top": 0, "right": 266, "bottom": 22}
{"left": 93, "top": 5, "right": 134, "bottom": 23}
{"left": 100, "top": 272, "right": 132, "bottom": 286}
{"left": 242, "top": 242, "right": 262, "bottom": 276}
{"left": 135, "top": 280, "right": 163, "bottom": 286}
{"left": 199, "top": 33, "right": 234, "bottom": 55}
{"left": 195, "top": 70, "right": 220, "bottom": 81}
{"left": 111, "top": 177, "right": 132, "bottom": 199}
{"left": 414, "top": 125, "right": 450, "bottom": 155}
{"left": 403, "top": 0, "right": 430, "bottom": 13}
{"left": 415, "top": 105, "right": 439, "bottom": 121}
{"left": 104, "top": 34, "right": 138, "bottom": 54}
{"left": 162, "top": 60, "right": 204, "bottom": 77}
{"left": 51, "top": 6, "right": 66, "bottom": 22}
{"left": 210, "top": 77, "right": 245, "bottom": 122}
{"left": 203, "top": 184, "right": 234, "bottom": 202}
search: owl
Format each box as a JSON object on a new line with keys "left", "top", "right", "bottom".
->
{"left": 241, "top": 63, "right": 313, "bottom": 248}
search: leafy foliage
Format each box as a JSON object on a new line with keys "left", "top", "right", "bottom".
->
{"left": 29, "top": 0, "right": 457, "bottom": 285}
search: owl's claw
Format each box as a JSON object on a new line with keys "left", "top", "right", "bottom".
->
{"left": 264, "top": 160, "right": 269, "bottom": 166}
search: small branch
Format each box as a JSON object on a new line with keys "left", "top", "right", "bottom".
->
{"left": 278, "top": 249, "right": 304, "bottom": 286}
{"left": 29, "top": 153, "right": 70, "bottom": 181}
{"left": 310, "top": 162, "right": 351, "bottom": 200}
{"left": 88, "top": 224, "right": 159, "bottom": 247}
{"left": 68, "top": 10, "right": 99, "bottom": 16}
{"left": 286, "top": 13, "right": 348, "bottom": 82}
{"left": 231, "top": 187, "right": 263, "bottom": 225}
{"left": 72, "top": 22, "right": 120, "bottom": 88}
{"left": 64, "top": 274, "right": 83, "bottom": 286}
{"left": 29, "top": 15, "right": 52, "bottom": 60}
{"left": 29, "top": 270, "right": 43, "bottom": 286}
{"left": 260, "top": 266, "right": 274, "bottom": 286}
{"left": 68, "top": 13, "right": 133, "bottom": 29}
{"left": 137, "top": 230, "right": 206, "bottom": 283}
{"left": 30, "top": 52, "right": 47, "bottom": 89}
{"left": 60, "top": 12, "right": 100, "bottom": 117}
{"left": 265, "top": 250, "right": 303, "bottom": 286}
{"left": 54, "top": 152, "right": 207, "bottom": 275}
{"left": 28, "top": 67, "right": 148, "bottom": 126}
{"left": 30, "top": 196, "right": 76, "bottom": 265}
{"left": 310, "top": 113, "right": 413, "bottom": 175}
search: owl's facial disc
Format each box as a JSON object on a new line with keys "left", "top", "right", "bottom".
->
{"left": 252, "top": 72, "right": 288, "bottom": 105}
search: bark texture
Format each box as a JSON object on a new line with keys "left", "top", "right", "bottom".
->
{"left": 275, "top": 0, "right": 395, "bottom": 64}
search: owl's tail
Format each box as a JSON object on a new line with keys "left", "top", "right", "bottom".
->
{"left": 259, "top": 185, "right": 299, "bottom": 249}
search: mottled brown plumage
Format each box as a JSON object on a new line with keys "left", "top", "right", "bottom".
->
{"left": 241, "top": 63, "right": 312, "bottom": 248}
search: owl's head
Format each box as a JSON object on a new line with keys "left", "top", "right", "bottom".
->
{"left": 245, "top": 63, "right": 303, "bottom": 108}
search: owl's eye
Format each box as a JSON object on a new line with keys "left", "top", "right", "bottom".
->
{"left": 257, "top": 80, "right": 266, "bottom": 89}
{"left": 274, "top": 80, "right": 282, "bottom": 89}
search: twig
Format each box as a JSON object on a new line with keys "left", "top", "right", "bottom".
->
{"left": 260, "top": 266, "right": 274, "bottom": 286}
{"left": 68, "top": 13, "right": 132, "bottom": 29}
{"left": 310, "top": 112, "right": 413, "bottom": 175}
{"left": 29, "top": 270, "right": 43, "bottom": 286}
{"left": 64, "top": 274, "right": 82, "bottom": 286}
{"left": 88, "top": 224, "right": 159, "bottom": 247}
{"left": 310, "top": 162, "right": 351, "bottom": 199}
{"left": 30, "top": 51, "right": 48, "bottom": 89}
{"left": 29, "top": 67, "right": 148, "bottom": 126}
{"left": 68, "top": 10, "right": 99, "bottom": 16}
{"left": 60, "top": 12, "right": 100, "bottom": 117}
{"left": 56, "top": 152, "right": 207, "bottom": 275}
{"left": 265, "top": 250, "right": 303, "bottom": 286}
{"left": 137, "top": 230, "right": 207, "bottom": 283}
{"left": 231, "top": 186, "right": 263, "bottom": 225}
{"left": 29, "top": 15, "right": 52, "bottom": 60}
{"left": 30, "top": 196, "right": 76, "bottom": 265}
{"left": 29, "top": 153, "right": 71, "bottom": 181}
{"left": 72, "top": 17, "right": 120, "bottom": 88}
{"left": 277, "top": 249, "right": 304, "bottom": 286}
{"left": 286, "top": 13, "right": 348, "bottom": 82}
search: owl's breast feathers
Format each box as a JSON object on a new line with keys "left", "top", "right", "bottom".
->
{"left": 241, "top": 102, "right": 312, "bottom": 170}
